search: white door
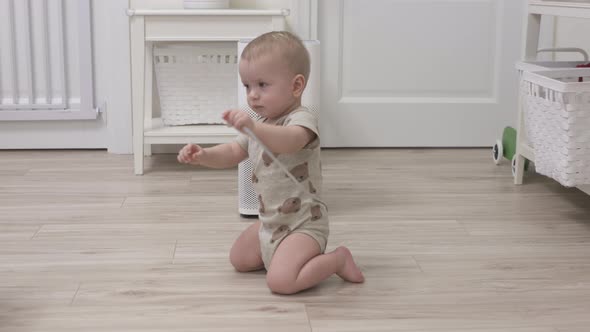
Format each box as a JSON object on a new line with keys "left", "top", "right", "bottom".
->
{"left": 318, "top": 0, "right": 524, "bottom": 147}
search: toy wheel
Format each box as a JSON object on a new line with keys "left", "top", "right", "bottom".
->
{"left": 511, "top": 156, "right": 517, "bottom": 178}
{"left": 493, "top": 140, "right": 503, "bottom": 165}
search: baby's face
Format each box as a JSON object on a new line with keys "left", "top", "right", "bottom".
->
{"left": 239, "top": 54, "right": 299, "bottom": 120}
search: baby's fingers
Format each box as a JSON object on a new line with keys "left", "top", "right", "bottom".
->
{"left": 177, "top": 154, "right": 188, "bottom": 164}
{"left": 178, "top": 147, "right": 193, "bottom": 163}
{"left": 234, "top": 118, "right": 247, "bottom": 131}
{"left": 221, "top": 110, "right": 231, "bottom": 122}
{"left": 222, "top": 110, "right": 236, "bottom": 126}
{"left": 180, "top": 149, "right": 190, "bottom": 160}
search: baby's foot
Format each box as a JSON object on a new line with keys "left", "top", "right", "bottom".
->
{"left": 336, "top": 246, "right": 365, "bottom": 283}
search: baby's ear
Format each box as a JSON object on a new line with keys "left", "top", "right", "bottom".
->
{"left": 292, "top": 74, "right": 306, "bottom": 97}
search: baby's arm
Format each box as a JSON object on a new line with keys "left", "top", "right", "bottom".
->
{"left": 223, "top": 109, "right": 315, "bottom": 154}
{"left": 178, "top": 142, "right": 247, "bottom": 169}
{"left": 250, "top": 122, "right": 315, "bottom": 154}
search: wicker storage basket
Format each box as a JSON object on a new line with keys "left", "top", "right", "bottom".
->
{"left": 521, "top": 68, "right": 590, "bottom": 186}
{"left": 154, "top": 43, "right": 238, "bottom": 125}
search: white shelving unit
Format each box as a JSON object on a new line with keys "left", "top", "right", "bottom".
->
{"left": 128, "top": 9, "right": 289, "bottom": 175}
{"left": 515, "top": 0, "right": 590, "bottom": 195}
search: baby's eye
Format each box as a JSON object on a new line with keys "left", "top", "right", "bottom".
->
{"left": 258, "top": 82, "right": 267, "bottom": 88}
{"left": 243, "top": 84, "right": 249, "bottom": 89}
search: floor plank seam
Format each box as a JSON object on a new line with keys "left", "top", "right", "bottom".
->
{"left": 304, "top": 303, "right": 313, "bottom": 332}
{"left": 412, "top": 255, "right": 424, "bottom": 273}
{"left": 70, "top": 283, "right": 81, "bottom": 306}
{"left": 30, "top": 225, "right": 43, "bottom": 240}
{"left": 172, "top": 240, "right": 178, "bottom": 263}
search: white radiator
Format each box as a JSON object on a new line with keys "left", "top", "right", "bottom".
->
{"left": 0, "top": 0, "right": 97, "bottom": 120}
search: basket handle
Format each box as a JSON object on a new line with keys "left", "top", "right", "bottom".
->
{"left": 536, "top": 48, "right": 589, "bottom": 62}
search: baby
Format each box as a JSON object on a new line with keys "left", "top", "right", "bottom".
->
{"left": 178, "top": 31, "right": 364, "bottom": 294}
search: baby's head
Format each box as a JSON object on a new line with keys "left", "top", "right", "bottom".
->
{"left": 240, "top": 31, "right": 310, "bottom": 120}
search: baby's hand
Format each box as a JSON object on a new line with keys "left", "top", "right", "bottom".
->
{"left": 222, "top": 109, "right": 254, "bottom": 132}
{"left": 177, "top": 144, "right": 205, "bottom": 165}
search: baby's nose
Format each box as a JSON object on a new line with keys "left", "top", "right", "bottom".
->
{"left": 248, "top": 90, "right": 259, "bottom": 99}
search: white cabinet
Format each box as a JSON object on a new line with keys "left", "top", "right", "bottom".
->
{"left": 515, "top": 1, "right": 590, "bottom": 195}
{"left": 128, "top": 9, "right": 289, "bottom": 174}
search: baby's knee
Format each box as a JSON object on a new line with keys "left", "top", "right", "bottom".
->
{"left": 229, "top": 250, "right": 251, "bottom": 272}
{"left": 266, "top": 272, "right": 298, "bottom": 295}
{"left": 230, "top": 257, "right": 247, "bottom": 272}
{"left": 229, "top": 246, "right": 264, "bottom": 272}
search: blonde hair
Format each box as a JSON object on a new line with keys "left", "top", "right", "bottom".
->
{"left": 241, "top": 31, "right": 310, "bottom": 81}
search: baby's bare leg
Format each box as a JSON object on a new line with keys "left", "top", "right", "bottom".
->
{"left": 229, "top": 220, "right": 264, "bottom": 272}
{"left": 266, "top": 233, "right": 364, "bottom": 295}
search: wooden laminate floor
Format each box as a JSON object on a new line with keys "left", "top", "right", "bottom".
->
{"left": 1, "top": 149, "right": 589, "bottom": 331}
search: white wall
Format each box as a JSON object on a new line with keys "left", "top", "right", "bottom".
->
{"left": 554, "top": 17, "right": 590, "bottom": 61}
{"left": 537, "top": 16, "right": 590, "bottom": 61}
{"left": 95, "top": 0, "right": 133, "bottom": 154}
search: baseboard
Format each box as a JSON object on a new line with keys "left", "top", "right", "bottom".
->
{"left": 0, "top": 121, "right": 107, "bottom": 149}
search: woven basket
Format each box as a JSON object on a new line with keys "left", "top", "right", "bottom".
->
{"left": 521, "top": 68, "right": 590, "bottom": 187}
{"left": 154, "top": 43, "right": 237, "bottom": 126}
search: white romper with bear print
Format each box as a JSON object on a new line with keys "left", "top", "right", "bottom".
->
{"left": 235, "top": 106, "right": 329, "bottom": 269}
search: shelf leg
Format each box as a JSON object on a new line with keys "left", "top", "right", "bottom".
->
{"left": 130, "top": 15, "right": 145, "bottom": 175}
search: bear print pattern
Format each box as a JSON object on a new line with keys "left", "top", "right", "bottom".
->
{"left": 259, "top": 194, "right": 265, "bottom": 214}
{"left": 311, "top": 205, "right": 322, "bottom": 221}
{"left": 278, "top": 197, "right": 301, "bottom": 214}
{"left": 271, "top": 225, "right": 290, "bottom": 243}
{"left": 252, "top": 173, "right": 259, "bottom": 184}
{"left": 262, "top": 152, "right": 274, "bottom": 167}
{"left": 308, "top": 181, "right": 317, "bottom": 194}
{"left": 288, "top": 162, "right": 309, "bottom": 182}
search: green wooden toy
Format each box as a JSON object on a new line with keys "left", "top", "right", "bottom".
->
{"left": 492, "top": 126, "right": 530, "bottom": 177}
